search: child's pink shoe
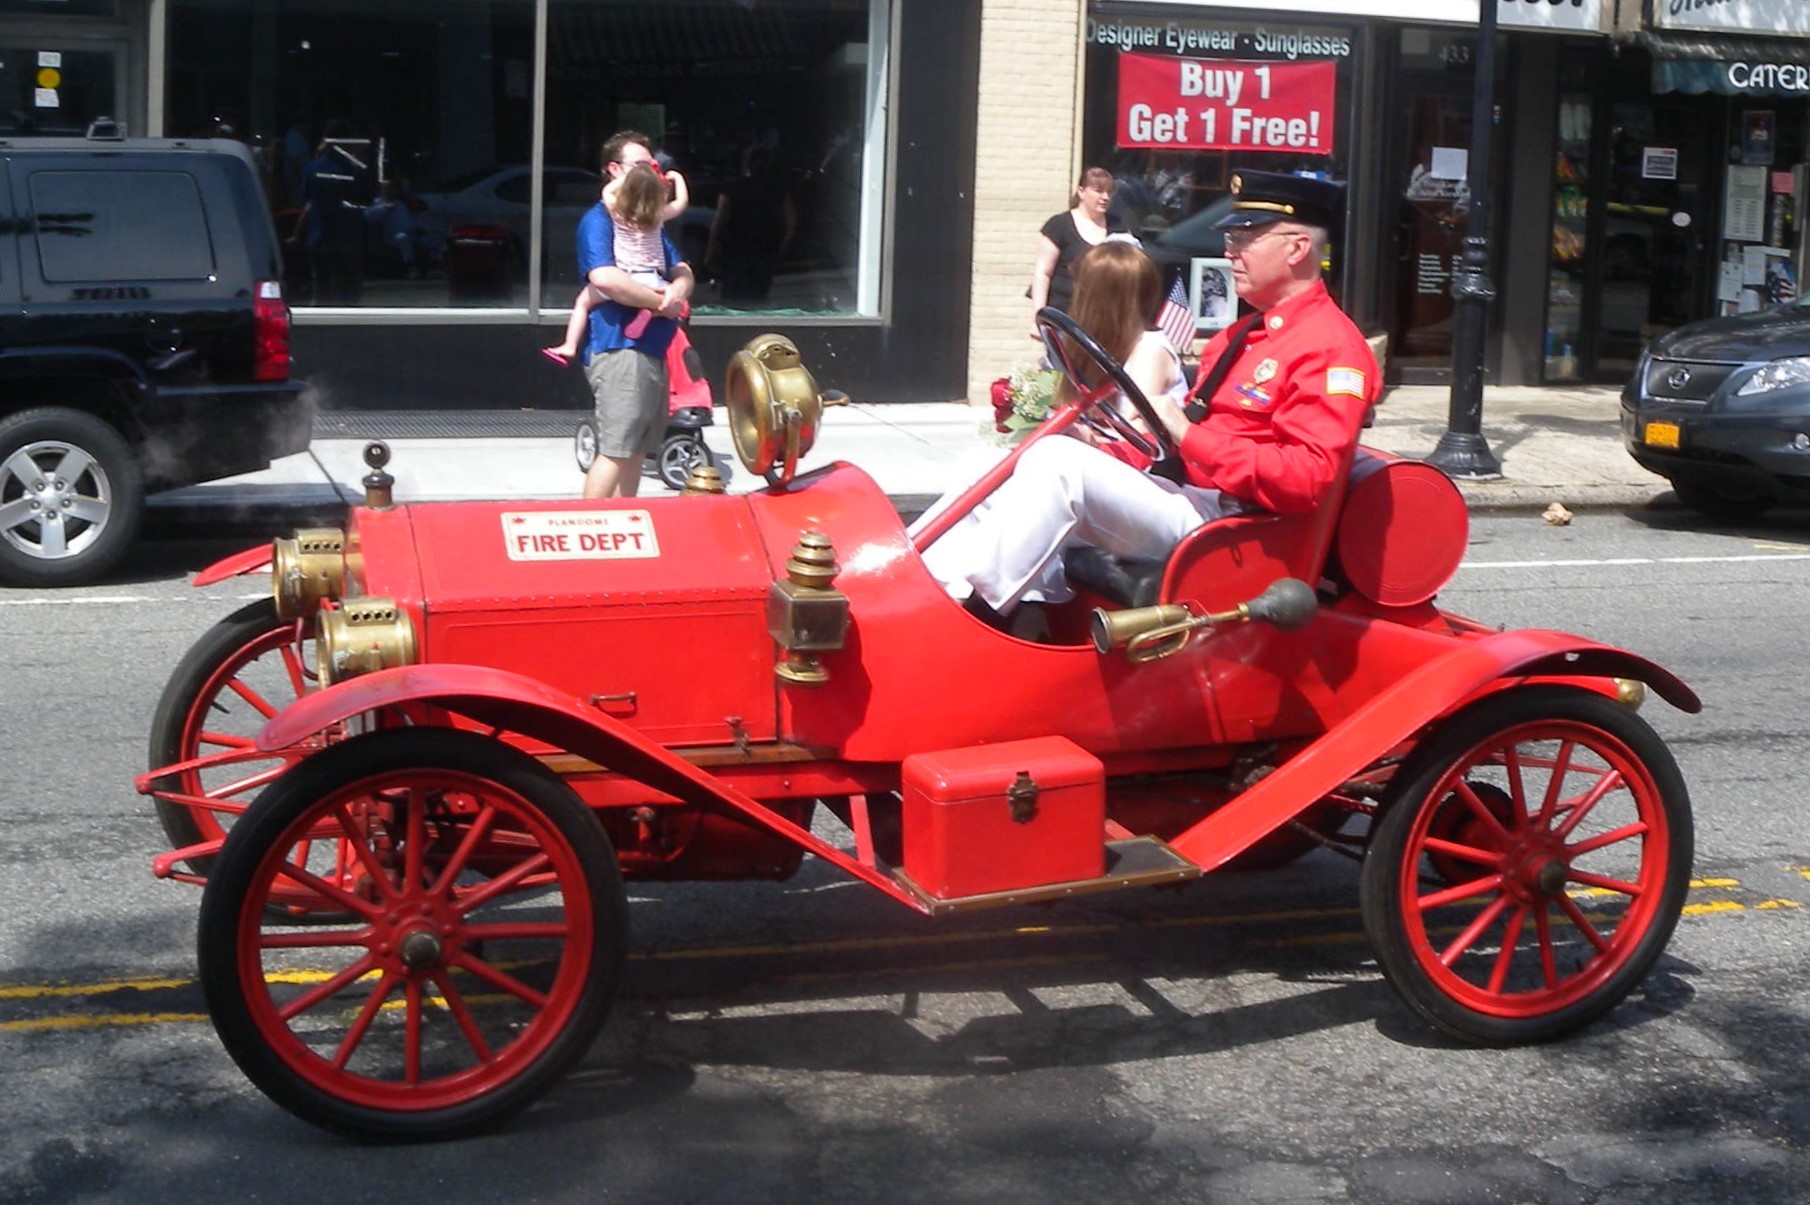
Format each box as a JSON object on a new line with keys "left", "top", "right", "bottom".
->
{"left": 624, "top": 309, "right": 653, "bottom": 338}
{"left": 541, "top": 348, "right": 571, "bottom": 366}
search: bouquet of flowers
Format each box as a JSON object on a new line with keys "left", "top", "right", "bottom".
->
{"left": 986, "top": 362, "right": 1063, "bottom": 443}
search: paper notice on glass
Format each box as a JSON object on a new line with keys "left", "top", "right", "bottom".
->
{"left": 1743, "top": 244, "right": 1770, "bottom": 285}
{"left": 1642, "top": 147, "right": 1678, "bottom": 180}
{"left": 1429, "top": 146, "right": 1468, "bottom": 181}
{"left": 1739, "top": 288, "right": 1762, "bottom": 314}
{"left": 33, "top": 88, "right": 57, "bottom": 109}
{"left": 1718, "top": 260, "right": 1744, "bottom": 303}
{"left": 1724, "top": 165, "right": 1767, "bottom": 242}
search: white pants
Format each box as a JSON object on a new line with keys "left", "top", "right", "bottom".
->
{"left": 912, "top": 436, "right": 1235, "bottom": 611}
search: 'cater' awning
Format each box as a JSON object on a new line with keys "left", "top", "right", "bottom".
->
{"left": 1630, "top": 29, "right": 1810, "bottom": 96}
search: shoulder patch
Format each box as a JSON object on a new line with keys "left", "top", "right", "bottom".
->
{"left": 1327, "top": 366, "right": 1367, "bottom": 398}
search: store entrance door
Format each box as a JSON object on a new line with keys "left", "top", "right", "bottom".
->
{"left": 1384, "top": 29, "right": 1501, "bottom": 385}
{"left": 0, "top": 42, "right": 125, "bottom": 136}
{"left": 1586, "top": 101, "right": 1710, "bottom": 383}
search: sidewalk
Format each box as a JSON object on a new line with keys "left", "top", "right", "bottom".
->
{"left": 146, "top": 384, "right": 1666, "bottom": 527}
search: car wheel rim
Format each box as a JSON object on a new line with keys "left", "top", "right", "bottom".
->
{"left": 1395, "top": 718, "right": 1674, "bottom": 1018}
{"left": 0, "top": 439, "right": 113, "bottom": 560}
{"left": 661, "top": 441, "right": 704, "bottom": 485}
{"left": 234, "top": 767, "right": 597, "bottom": 1111}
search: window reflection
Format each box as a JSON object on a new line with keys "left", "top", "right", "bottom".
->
{"left": 544, "top": 0, "right": 873, "bottom": 316}
{"left": 164, "top": 0, "right": 879, "bottom": 315}
{"left": 167, "top": 0, "right": 536, "bottom": 308}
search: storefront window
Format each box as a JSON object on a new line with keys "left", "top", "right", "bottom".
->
{"left": 165, "top": 0, "right": 883, "bottom": 316}
{"left": 542, "top": 0, "right": 882, "bottom": 318}
{"left": 167, "top": 0, "right": 538, "bottom": 309}
{"left": 1082, "top": 12, "right": 1357, "bottom": 327}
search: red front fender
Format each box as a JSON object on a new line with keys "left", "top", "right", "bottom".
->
{"left": 1169, "top": 628, "right": 1698, "bottom": 872}
{"left": 256, "top": 664, "right": 929, "bottom": 913}
{"left": 192, "top": 544, "right": 273, "bottom": 587}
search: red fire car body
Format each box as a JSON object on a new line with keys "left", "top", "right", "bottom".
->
{"left": 141, "top": 323, "right": 1697, "bottom": 1141}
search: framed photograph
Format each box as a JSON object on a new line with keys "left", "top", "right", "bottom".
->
{"left": 1190, "top": 257, "right": 1235, "bottom": 331}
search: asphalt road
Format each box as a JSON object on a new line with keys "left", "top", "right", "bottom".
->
{"left": 1, "top": 504, "right": 1808, "bottom": 1204}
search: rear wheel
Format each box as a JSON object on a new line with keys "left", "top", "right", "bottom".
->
{"left": 1360, "top": 686, "right": 1691, "bottom": 1044}
{"left": 573, "top": 419, "right": 598, "bottom": 473}
{"left": 199, "top": 728, "right": 627, "bottom": 1141}
{"left": 0, "top": 407, "right": 143, "bottom": 586}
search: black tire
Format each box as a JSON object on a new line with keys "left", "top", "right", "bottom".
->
{"left": 0, "top": 407, "right": 143, "bottom": 586}
{"left": 1670, "top": 477, "right": 1774, "bottom": 522}
{"left": 657, "top": 434, "right": 709, "bottom": 490}
{"left": 147, "top": 599, "right": 308, "bottom": 871}
{"left": 1360, "top": 686, "right": 1692, "bottom": 1045}
{"left": 199, "top": 728, "right": 627, "bottom": 1140}
{"left": 574, "top": 419, "right": 599, "bottom": 473}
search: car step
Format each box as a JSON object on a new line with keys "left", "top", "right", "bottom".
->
{"left": 895, "top": 836, "right": 1202, "bottom": 916}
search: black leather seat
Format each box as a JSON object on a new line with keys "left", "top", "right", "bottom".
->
{"left": 1063, "top": 544, "right": 1165, "bottom": 609}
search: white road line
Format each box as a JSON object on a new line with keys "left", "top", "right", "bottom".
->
{"left": 0, "top": 592, "right": 264, "bottom": 606}
{"left": 1463, "top": 553, "right": 1810, "bottom": 570}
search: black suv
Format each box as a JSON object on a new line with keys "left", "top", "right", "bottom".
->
{"left": 0, "top": 125, "right": 309, "bottom": 585}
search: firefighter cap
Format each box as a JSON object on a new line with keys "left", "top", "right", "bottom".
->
{"left": 1215, "top": 170, "right": 1344, "bottom": 231}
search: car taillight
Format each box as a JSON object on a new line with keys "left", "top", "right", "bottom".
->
{"left": 254, "top": 280, "right": 291, "bottom": 382}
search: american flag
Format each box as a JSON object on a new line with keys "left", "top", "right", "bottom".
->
{"left": 1158, "top": 271, "right": 1195, "bottom": 354}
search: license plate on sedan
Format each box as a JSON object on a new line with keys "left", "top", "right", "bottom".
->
{"left": 1644, "top": 420, "right": 1681, "bottom": 448}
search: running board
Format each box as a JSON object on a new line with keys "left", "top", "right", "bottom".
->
{"left": 895, "top": 836, "right": 1201, "bottom": 916}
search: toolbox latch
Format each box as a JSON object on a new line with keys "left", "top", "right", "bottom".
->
{"left": 1007, "top": 771, "right": 1039, "bottom": 824}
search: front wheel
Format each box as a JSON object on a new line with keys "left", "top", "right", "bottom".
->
{"left": 1669, "top": 477, "right": 1773, "bottom": 523}
{"left": 0, "top": 407, "right": 143, "bottom": 586}
{"left": 199, "top": 728, "right": 627, "bottom": 1140}
{"left": 1360, "top": 686, "right": 1692, "bottom": 1045}
{"left": 656, "top": 434, "right": 709, "bottom": 490}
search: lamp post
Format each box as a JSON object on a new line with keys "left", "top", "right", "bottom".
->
{"left": 1428, "top": 0, "right": 1504, "bottom": 480}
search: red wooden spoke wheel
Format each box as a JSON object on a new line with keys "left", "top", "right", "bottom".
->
{"left": 198, "top": 729, "right": 627, "bottom": 1140}
{"left": 149, "top": 599, "right": 320, "bottom": 869}
{"left": 1360, "top": 686, "right": 1692, "bottom": 1045}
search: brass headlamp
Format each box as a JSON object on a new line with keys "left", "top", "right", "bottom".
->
{"left": 272, "top": 527, "right": 346, "bottom": 620}
{"left": 317, "top": 597, "right": 417, "bottom": 685}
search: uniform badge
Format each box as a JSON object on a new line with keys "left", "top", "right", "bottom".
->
{"left": 1253, "top": 359, "right": 1278, "bottom": 384}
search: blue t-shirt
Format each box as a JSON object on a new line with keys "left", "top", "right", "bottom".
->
{"left": 576, "top": 202, "right": 683, "bottom": 363}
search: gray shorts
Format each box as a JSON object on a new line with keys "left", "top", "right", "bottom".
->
{"left": 585, "top": 348, "right": 668, "bottom": 458}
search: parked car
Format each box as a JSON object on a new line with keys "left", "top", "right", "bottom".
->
{"left": 414, "top": 164, "right": 712, "bottom": 296}
{"left": 1622, "top": 293, "right": 1810, "bottom": 519}
{"left": 0, "top": 123, "right": 309, "bottom": 585}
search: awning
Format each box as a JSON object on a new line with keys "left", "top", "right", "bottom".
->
{"left": 1628, "top": 29, "right": 1810, "bottom": 96}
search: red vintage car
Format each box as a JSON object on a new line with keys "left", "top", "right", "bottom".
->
{"left": 141, "top": 316, "right": 1697, "bottom": 1141}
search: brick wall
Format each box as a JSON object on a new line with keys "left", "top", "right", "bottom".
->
{"left": 965, "top": 1, "right": 1085, "bottom": 406}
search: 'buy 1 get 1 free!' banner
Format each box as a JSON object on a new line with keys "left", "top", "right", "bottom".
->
{"left": 1117, "top": 52, "right": 1336, "bottom": 154}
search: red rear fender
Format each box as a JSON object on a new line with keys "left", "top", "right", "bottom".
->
{"left": 1168, "top": 629, "right": 1697, "bottom": 872}
{"left": 255, "top": 664, "right": 928, "bottom": 912}
{"left": 193, "top": 544, "right": 273, "bottom": 587}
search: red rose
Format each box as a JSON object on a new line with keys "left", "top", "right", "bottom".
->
{"left": 990, "top": 377, "right": 1013, "bottom": 432}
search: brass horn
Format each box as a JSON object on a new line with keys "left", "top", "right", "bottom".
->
{"left": 1090, "top": 578, "right": 1318, "bottom": 663}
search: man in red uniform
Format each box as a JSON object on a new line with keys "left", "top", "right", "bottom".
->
{"left": 919, "top": 171, "right": 1378, "bottom": 623}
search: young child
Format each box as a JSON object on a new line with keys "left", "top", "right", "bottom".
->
{"left": 543, "top": 162, "right": 688, "bottom": 364}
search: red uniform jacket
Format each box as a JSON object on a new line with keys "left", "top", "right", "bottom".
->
{"left": 1113, "top": 280, "right": 1379, "bottom": 514}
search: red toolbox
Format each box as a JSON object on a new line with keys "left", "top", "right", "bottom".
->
{"left": 900, "top": 735, "right": 1105, "bottom": 899}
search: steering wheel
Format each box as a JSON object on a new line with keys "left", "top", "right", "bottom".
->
{"left": 1034, "top": 307, "right": 1181, "bottom": 474}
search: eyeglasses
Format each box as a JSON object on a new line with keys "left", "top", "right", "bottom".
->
{"left": 1223, "top": 227, "right": 1306, "bottom": 256}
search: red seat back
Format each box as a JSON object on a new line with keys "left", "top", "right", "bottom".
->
{"left": 1158, "top": 450, "right": 1353, "bottom": 613}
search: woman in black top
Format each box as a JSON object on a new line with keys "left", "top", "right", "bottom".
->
{"left": 1028, "top": 166, "right": 1129, "bottom": 336}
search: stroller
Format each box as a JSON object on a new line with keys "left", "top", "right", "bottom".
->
{"left": 573, "top": 319, "right": 716, "bottom": 490}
